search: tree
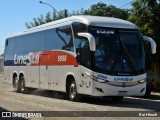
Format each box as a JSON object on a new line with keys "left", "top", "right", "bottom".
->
{"left": 143, "top": 0, "right": 159, "bottom": 6}
{"left": 25, "top": 10, "right": 66, "bottom": 29}
{"left": 128, "top": 0, "right": 160, "bottom": 69}
{"left": 25, "top": 2, "right": 130, "bottom": 29}
{"left": 84, "top": 2, "right": 129, "bottom": 20}
{"left": 129, "top": 0, "right": 160, "bottom": 43}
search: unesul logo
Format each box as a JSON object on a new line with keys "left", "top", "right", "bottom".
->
{"left": 114, "top": 77, "right": 133, "bottom": 82}
{"left": 14, "top": 53, "right": 39, "bottom": 65}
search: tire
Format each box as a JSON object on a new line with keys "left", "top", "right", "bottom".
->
{"left": 111, "top": 96, "right": 124, "bottom": 102}
{"left": 68, "top": 81, "right": 82, "bottom": 101}
{"left": 20, "top": 76, "right": 30, "bottom": 94}
{"left": 144, "top": 78, "right": 153, "bottom": 98}
{"left": 13, "top": 77, "right": 21, "bottom": 93}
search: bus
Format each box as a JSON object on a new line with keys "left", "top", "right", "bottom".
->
{"left": 4, "top": 16, "right": 156, "bottom": 101}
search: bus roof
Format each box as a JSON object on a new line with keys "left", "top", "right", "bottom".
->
{"left": 7, "top": 15, "right": 138, "bottom": 39}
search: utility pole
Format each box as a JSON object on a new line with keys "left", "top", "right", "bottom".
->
{"left": 39, "top": 1, "right": 68, "bottom": 18}
{"left": 39, "top": 1, "right": 60, "bottom": 16}
{"left": 64, "top": 9, "right": 68, "bottom": 18}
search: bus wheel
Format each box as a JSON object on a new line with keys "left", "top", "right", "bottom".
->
{"left": 68, "top": 81, "right": 81, "bottom": 101}
{"left": 13, "top": 77, "right": 21, "bottom": 93}
{"left": 20, "top": 76, "right": 29, "bottom": 94}
{"left": 111, "top": 96, "right": 124, "bottom": 102}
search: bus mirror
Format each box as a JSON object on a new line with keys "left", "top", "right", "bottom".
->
{"left": 142, "top": 36, "right": 157, "bottom": 54}
{"left": 77, "top": 33, "right": 96, "bottom": 51}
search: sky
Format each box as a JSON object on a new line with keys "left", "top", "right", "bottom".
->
{"left": 0, "top": 0, "right": 133, "bottom": 54}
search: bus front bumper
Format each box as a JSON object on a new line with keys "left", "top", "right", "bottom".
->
{"left": 91, "top": 81, "right": 146, "bottom": 96}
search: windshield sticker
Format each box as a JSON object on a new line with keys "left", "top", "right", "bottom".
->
{"left": 97, "top": 30, "right": 114, "bottom": 34}
{"left": 114, "top": 77, "right": 133, "bottom": 82}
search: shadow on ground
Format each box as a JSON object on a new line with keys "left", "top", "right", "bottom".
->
{"left": 20, "top": 89, "right": 160, "bottom": 112}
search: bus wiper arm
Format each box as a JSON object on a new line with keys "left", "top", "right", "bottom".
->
{"left": 110, "top": 52, "right": 119, "bottom": 71}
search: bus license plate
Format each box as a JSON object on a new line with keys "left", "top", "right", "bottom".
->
{"left": 118, "top": 91, "right": 127, "bottom": 95}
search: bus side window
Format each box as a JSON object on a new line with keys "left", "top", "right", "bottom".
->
{"left": 75, "top": 38, "right": 81, "bottom": 64}
{"left": 56, "top": 25, "right": 74, "bottom": 52}
{"left": 75, "top": 37, "right": 91, "bottom": 68}
{"left": 81, "top": 39, "right": 91, "bottom": 68}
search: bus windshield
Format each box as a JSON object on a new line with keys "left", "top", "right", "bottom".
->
{"left": 89, "top": 26, "right": 145, "bottom": 75}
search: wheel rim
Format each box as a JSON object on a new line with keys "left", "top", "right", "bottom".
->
{"left": 14, "top": 79, "right": 19, "bottom": 91}
{"left": 21, "top": 80, "right": 25, "bottom": 92}
{"left": 69, "top": 83, "right": 77, "bottom": 99}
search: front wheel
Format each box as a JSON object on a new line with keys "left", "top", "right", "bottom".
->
{"left": 68, "top": 81, "right": 82, "bottom": 101}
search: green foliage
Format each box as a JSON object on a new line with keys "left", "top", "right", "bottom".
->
{"left": 128, "top": 0, "right": 160, "bottom": 40}
{"left": 70, "top": 8, "right": 84, "bottom": 16}
{"left": 45, "top": 12, "right": 52, "bottom": 23}
{"left": 128, "top": 0, "right": 160, "bottom": 69}
{"left": 25, "top": 2, "right": 129, "bottom": 29}
{"left": 84, "top": 2, "right": 129, "bottom": 20}
{"left": 37, "top": 15, "right": 45, "bottom": 25}
{"left": 25, "top": 10, "right": 66, "bottom": 29}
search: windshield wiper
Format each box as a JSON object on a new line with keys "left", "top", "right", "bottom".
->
{"left": 110, "top": 39, "right": 137, "bottom": 73}
{"left": 120, "top": 39, "right": 137, "bottom": 73}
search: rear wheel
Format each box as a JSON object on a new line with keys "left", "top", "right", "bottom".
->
{"left": 13, "top": 76, "right": 21, "bottom": 93}
{"left": 20, "top": 76, "right": 30, "bottom": 94}
{"left": 68, "top": 81, "right": 82, "bottom": 101}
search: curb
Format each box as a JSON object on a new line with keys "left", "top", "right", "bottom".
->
{"left": 151, "top": 92, "right": 160, "bottom": 96}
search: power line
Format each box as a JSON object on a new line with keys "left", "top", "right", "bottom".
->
{"left": 119, "top": 0, "right": 136, "bottom": 9}
{"left": 107, "top": 0, "right": 135, "bottom": 15}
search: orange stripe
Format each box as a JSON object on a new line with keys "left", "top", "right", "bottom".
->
{"left": 31, "top": 51, "right": 78, "bottom": 66}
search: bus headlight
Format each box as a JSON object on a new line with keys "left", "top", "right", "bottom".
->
{"left": 85, "top": 72, "right": 108, "bottom": 83}
{"left": 90, "top": 75, "right": 97, "bottom": 81}
{"left": 137, "top": 79, "right": 146, "bottom": 83}
{"left": 91, "top": 75, "right": 108, "bottom": 83}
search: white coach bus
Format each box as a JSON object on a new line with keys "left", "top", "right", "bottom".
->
{"left": 4, "top": 16, "right": 156, "bottom": 101}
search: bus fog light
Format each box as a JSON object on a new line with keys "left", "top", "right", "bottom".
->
{"left": 95, "top": 87, "right": 104, "bottom": 93}
{"left": 140, "top": 87, "right": 145, "bottom": 93}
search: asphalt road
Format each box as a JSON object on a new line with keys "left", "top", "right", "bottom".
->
{"left": 0, "top": 74, "right": 160, "bottom": 120}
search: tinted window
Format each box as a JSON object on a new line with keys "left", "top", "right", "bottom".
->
{"left": 89, "top": 26, "right": 145, "bottom": 75}
{"left": 6, "top": 31, "right": 45, "bottom": 54}
{"left": 45, "top": 29, "right": 64, "bottom": 50}
{"left": 72, "top": 22, "right": 87, "bottom": 34}
{"left": 46, "top": 25, "right": 74, "bottom": 51}
{"left": 57, "top": 26, "right": 74, "bottom": 51}
{"left": 6, "top": 25, "right": 74, "bottom": 54}
{"left": 75, "top": 37, "right": 91, "bottom": 68}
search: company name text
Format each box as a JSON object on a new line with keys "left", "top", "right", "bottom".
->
{"left": 14, "top": 53, "right": 39, "bottom": 65}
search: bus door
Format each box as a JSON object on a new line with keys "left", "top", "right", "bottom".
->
{"left": 26, "top": 56, "right": 39, "bottom": 88}
{"left": 39, "top": 54, "right": 49, "bottom": 89}
{"left": 75, "top": 37, "right": 92, "bottom": 94}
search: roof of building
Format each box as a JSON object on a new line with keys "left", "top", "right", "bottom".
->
{"left": 7, "top": 15, "right": 138, "bottom": 39}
